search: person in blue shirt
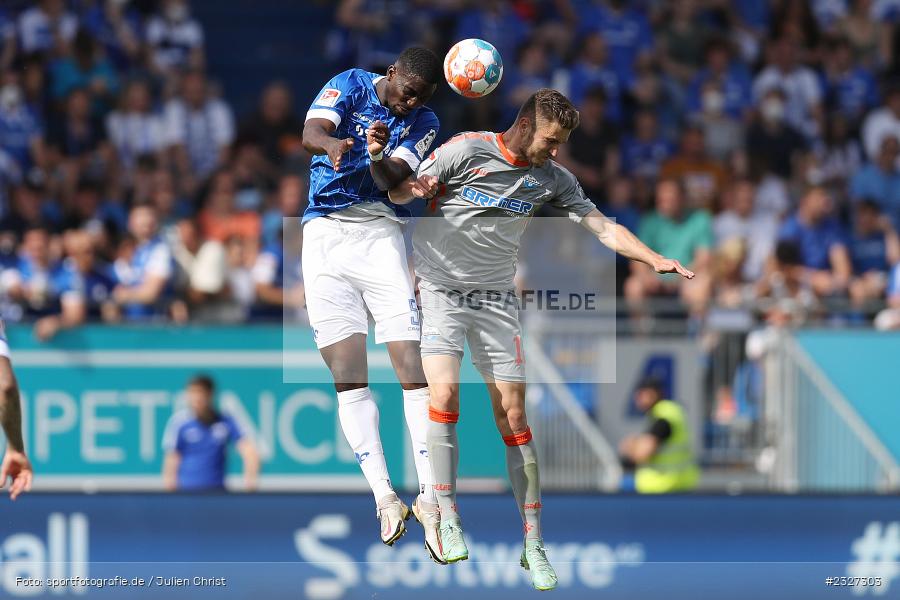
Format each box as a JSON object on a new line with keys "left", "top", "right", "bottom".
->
{"left": 162, "top": 374, "right": 259, "bottom": 492}
{"left": 579, "top": 0, "right": 654, "bottom": 83}
{"left": 34, "top": 230, "right": 116, "bottom": 340}
{"left": 620, "top": 109, "right": 673, "bottom": 180}
{"left": 849, "top": 135, "right": 900, "bottom": 229}
{"left": 5, "top": 226, "right": 67, "bottom": 319}
{"left": 848, "top": 200, "right": 900, "bottom": 309}
{"left": 111, "top": 204, "right": 174, "bottom": 321}
{"left": 686, "top": 37, "right": 753, "bottom": 120}
{"left": 0, "top": 69, "right": 45, "bottom": 173}
{"left": 777, "top": 187, "right": 852, "bottom": 297}
{"left": 566, "top": 33, "right": 623, "bottom": 123}
{"left": 821, "top": 36, "right": 879, "bottom": 125}
{"left": 301, "top": 47, "right": 444, "bottom": 556}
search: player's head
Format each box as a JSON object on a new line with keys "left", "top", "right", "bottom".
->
{"left": 514, "top": 89, "right": 580, "bottom": 167}
{"left": 186, "top": 374, "right": 216, "bottom": 416}
{"left": 384, "top": 47, "right": 441, "bottom": 117}
{"left": 634, "top": 376, "right": 664, "bottom": 412}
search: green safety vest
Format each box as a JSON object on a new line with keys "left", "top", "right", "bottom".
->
{"left": 635, "top": 399, "right": 700, "bottom": 493}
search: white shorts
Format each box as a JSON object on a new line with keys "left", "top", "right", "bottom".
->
{"left": 302, "top": 216, "right": 420, "bottom": 349}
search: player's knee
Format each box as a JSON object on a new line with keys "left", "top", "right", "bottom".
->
{"left": 329, "top": 363, "right": 368, "bottom": 389}
{"left": 499, "top": 406, "right": 528, "bottom": 434}
{"left": 429, "top": 385, "right": 459, "bottom": 412}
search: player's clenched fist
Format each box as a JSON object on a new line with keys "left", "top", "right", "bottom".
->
{"left": 326, "top": 137, "right": 354, "bottom": 171}
{"left": 411, "top": 175, "right": 440, "bottom": 199}
{"left": 366, "top": 120, "right": 390, "bottom": 156}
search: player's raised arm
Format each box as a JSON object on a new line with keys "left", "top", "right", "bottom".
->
{"left": 302, "top": 72, "right": 357, "bottom": 171}
{"left": 302, "top": 118, "right": 354, "bottom": 172}
{"left": 580, "top": 209, "right": 695, "bottom": 279}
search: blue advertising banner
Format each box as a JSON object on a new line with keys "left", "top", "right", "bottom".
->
{"left": 1, "top": 494, "right": 897, "bottom": 599}
{"left": 1, "top": 325, "right": 506, "bottom": 490}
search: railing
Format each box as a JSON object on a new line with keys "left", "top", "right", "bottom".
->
{"left": 523, "top": 330, "right": 622, "bottom": 492}
{"left": 764, "top": 332, "right": 900, "bottom": 492}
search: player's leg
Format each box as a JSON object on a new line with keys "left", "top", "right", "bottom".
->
{"left": 302, "top": 219, "right": 409, "bottom": 545}
{"left": 485, "top": 379, "right": 557, "bottom": 591}
{"left": 468, "top": 294, "right": 557, "bottom": 590}
{"left": 422, "top": 353, "right": 468, "bottom": 563}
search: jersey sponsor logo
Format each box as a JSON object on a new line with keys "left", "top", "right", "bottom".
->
{"left": 415, "top": 128, "right": 437, "bottom": 159}
{"left": 317, "top": 88, "right": 341, "bottom": 107}
{"left": 460, "top": 186, "right": 534, "bottom": 215}
{"left": 521, "top": 174, "right": 542, "bottom": 188}
{"left": 352, "top": 112, "right": 372, "bottom": 123}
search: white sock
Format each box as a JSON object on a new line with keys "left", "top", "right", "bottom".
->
{"left": 337, "top": 387, "right": 394, "bottom": 501}
{"left": 403, "top": 386, "right": 437, "bottom": 504}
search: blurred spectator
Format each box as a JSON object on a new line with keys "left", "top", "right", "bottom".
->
{"left": 238, "top": 81, "right": 304, "bottom": 170}
{"left": 657, "top": 0, "right": 710, "bottom": 85}
{"left": 618, "top": 376, "right": 699, "bottom": 494}
{"left": 745, "top": 88, "right": 808, "bottom": 180}
{"left": 562, "top": 33, "right": 622, "bottom": 123}
{"left": 821, "top": 35, "right": 879, "bottom": 125}
{"left": 0, "top": 147, "right": 23, "bottom": 216}
{"left": 599, "top": 175, "right": 640, "bottom": 296}
{"left": 837, "top": 0, "right": 893, "bottom": 68}
{"left": 625, "top": 178, "right": 712, "bottom": 317}
{"left": 20, "top": 52, "right": 51, "bottom": 127}
{"left": 50, "top": 28, "right": 119, "bottom": 116}
{"left": 0, "top": 68, "right": 46, "bottom": 175}
{"left": 848, "top": 199, "right": 900, "bottom": 308}
{"left": 3, "top": 226, "right": 65, "bottom": 319}
{"left": 812, "top": 111, "right": 863, "bottom": 191}
{"left": 0, "top": 8, "right": 15, "bottom": 71}
{"left": 849, "top": 135, "right": 900, "bottom": 227}
{"left": 714, "top": 179, "right": 779, "bottom": 282}
{"left": 80, "top": 0, "right": 142, "bottom": 72}
{"left": 336, "top": 0, "right": 431, "bottom": 72}
{"left": 454, "top": 0, "right": 530, "bottom": 66}
{"left": 34, "top": 229, "right": 116, "bottom": 340}
{"left": 198, "top": 170, "right": 261, "bottom": 246}
{"left": 620, "top": 109, "right": 672, "bottom": 184}
{"left": 59, "top": 178, "right": 124, "bottom": 235}
{"left": 229, "top": 140, "right": 274, "bottom": 213}
{"left": 261, "top": 173, "right": 305, "bottom": 246}
{"left": 145, "top": 0, "right": 206, "bottom": 79}
{"left": 46, "top": 87, "right": 111, "bottom": 196}
{"left": 0, "top": 182, "right": 55, "bottom": 235}
{"left": 755, "top": 240, "right": 818, "bottom": 326}
{"left": 162, "top": 374, "right": 259, "bottom": 492}
{"left": 16, "top": 0, "right": 78, "bottom": 58}
{"left": 777, "top": 187, "right": 852, "bottom": 297}
{"left": 105, "top": 79, "right": 167, "bottom": 182}
{"left": 861, "top": 82, "right": 900, "bottom": 161}
{"left": 163, "top": 70, "right": 234, "bottom": 196}
{"left": 771, "top": 0, "right": 821, "bottom": 59}
{"left": 555, "top": 86, "right": 620, "bottom": 203}
{"left": 251, "top": 232, "right": 304, "bottom": 320}
{"left": 873, "top": 261, "right": 900, "bottom": 329}
{"left": 579, "top": 0, "right": 654, "bottom": 83}
{"left": 627, "top": 53, "right": 680, "bottom": 136}
{"left": 752, "top": 36, "right": 824, "bottom": 139}
{"left": 150, "top": 167, "right": 191, "bottom": 232}
{"left": 660, "top": 125, "right": 729, "bottom": 211}
{"left": 686, "top": 37, "right": 753, "bottom": 120}
{"left": 111, "top": 204, "right": 173, "bottom": 320}
{"left": 502, "top": 39, "right": 553, "bottom": 124}
{"left": 691, "top": 79, "right": 745, "bottom": 163}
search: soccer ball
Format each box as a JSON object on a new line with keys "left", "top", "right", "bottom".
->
{"left": 444, "top": 38, "right": 503, "bottom": 98}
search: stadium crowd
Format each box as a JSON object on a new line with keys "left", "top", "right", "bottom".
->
{"left": 1, "top": 0, "right": 900, "bottom": 341}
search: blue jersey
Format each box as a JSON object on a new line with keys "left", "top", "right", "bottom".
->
{"left": 116, "top": 237, "right": 173, "bottom": 320}
{"left": 304, "top": 69, "right": 440, "bottom": 223}
{"left": 163, "top": 410, "right": 244, "bottom": 491}
{"left": 58, "top": 260, "right": 117, "bottom": 319}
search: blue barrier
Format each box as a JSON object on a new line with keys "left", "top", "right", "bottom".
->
{"left": 1, "top": 494, "right": 897, "bottom": 599}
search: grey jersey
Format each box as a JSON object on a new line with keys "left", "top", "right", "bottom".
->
{"left": 412, "top": 131, "right": 597, "bottom": 288}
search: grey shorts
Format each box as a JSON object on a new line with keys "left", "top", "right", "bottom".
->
{"left": 418, "top": 280, "right": 525, "bottom": 382}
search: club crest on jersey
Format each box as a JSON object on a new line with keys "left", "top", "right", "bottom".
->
{"left": 461, "top": 186, "right": 534, "bottom": 215}
{"left": 399, "top": 124, "right": 412, "bottom": 139}
{"left": 521, "top": 174, "right": 542, "bottom": 189}
{"left": 317, "top": 88, "right": 341, "bottom": 107}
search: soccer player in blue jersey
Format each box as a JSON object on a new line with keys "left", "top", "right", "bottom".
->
{"left": 301, "top": 47, "right": 445, "bottom": 559}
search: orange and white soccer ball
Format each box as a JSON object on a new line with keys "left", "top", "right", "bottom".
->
{"left": 444, "top": 38, "right": 503, "bottom": 98}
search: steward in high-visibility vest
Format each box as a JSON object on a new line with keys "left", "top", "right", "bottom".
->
{"left": 619, "top": 377, "right": 700, "bottom": 493}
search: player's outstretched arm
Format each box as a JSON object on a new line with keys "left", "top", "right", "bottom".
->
{"left": 387, "top": 175, "right": 440, "bottom": 205}
{"left": 302, "top": 118, "right": 354, "bottom": 171}
{"left": 0, "top": 361, "right": 33, "bottom": 500}
{"left": 580, "top": 209, "right": 695, "bottom": 279}
{"left": 366, "top": 120, "right": 414, "bottom": 191}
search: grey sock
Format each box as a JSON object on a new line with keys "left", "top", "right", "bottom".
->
{"left": 427, "top": 420, "right": 459, "bottom": 521}
{"left": 506, "top": 440, "right": 542, "bottom": 540}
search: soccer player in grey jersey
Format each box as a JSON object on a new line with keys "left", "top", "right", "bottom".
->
{"left": 379, "top": 89, "right": 693, "bottom": 590}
